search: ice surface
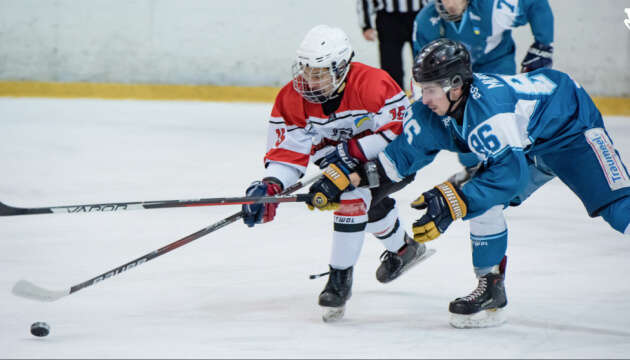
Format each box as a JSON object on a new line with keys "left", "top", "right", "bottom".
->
{"left": 1, "top": 98, "right": 629, "bottom": 358}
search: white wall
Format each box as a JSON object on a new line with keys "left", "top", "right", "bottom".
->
{"left": 0, "top": 0, "right": 628, "bottom": 96}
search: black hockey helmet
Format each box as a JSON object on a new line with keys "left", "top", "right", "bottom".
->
{"left": 412, "top": 38, "right": 473, "bottom": 90}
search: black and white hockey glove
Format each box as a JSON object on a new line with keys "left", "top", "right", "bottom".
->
{"left": 317, "top": 141, "right": 362, "bottom": 172}
{"left": 521, "top": 42, "right": 553, "bottom": 73}
{"left": 411, "top": 181, "right": 468, "bottom": 242}
{"left": 307, "top": 164, "right": 353, "bottom": 211}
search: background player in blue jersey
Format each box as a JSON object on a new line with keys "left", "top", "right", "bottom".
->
{"left": 376, "top": 39, "right": 630, "bottom": 328}
{"left": 412, "top": 0, "right": 554, "bottom": 74}
{"left": 411, "top": 0, "right": 554, "bottom": 269}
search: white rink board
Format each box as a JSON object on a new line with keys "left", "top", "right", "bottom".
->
{"left": 1, "top": 98, "right": 629, "bottom": 358}
{"left": 1, "top": 0, "right": 629, "bottom": 95}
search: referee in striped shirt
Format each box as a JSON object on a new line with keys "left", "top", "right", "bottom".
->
{"left": 356, "top": 0, "right": 426, "bottom": 90}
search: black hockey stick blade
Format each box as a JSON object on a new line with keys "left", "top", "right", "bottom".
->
{"left": 0, "top": 201, "right": 52, "bottom": 216}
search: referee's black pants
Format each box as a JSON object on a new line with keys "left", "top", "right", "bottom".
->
{"left": 375, "top": 11, "right": 418, "bottom": 90}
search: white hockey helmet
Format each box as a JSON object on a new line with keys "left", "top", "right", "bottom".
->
{"left": 292, "top": 25, "right": 354, "bottom": 104}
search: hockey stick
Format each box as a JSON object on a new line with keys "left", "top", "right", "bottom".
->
{"left": 0, "top": 194, "right": 314, "bottom": 216}
{"left": 11, "top": 172, "right": 322, "bottom": 302}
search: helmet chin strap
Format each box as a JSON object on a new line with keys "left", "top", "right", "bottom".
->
{"left": 445, "top": 91, "right": 458, "bottom": 114}
{"left": 445, "top": 85, "right": 469, "bottom": 124}
{"left": 329, "top": 52, "right": 354, "bottom": 100}
{"left": 333, "top": 82, "right": 346, "bottom": 96}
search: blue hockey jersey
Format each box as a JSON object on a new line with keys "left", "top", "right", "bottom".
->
{"left": 379, "top": 69, "right": 608, "bottom": 218}
{"left": 413, "top": 0, "right": 553, "bottom": 74}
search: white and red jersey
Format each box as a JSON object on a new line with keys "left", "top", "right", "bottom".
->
{"left": 263, "top": 62, "right": 410, "bottom": 188}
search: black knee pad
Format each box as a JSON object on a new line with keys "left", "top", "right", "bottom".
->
{"left": 367, "top": 174, "right": 415, "bottom": 223}
{"left": 368, "top": 196, "right": 396, "bottom": 223}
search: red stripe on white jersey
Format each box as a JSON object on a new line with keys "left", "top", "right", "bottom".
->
{"left": 376, "top": 121, "right": 403, "bottom": 135}
{"left": 264, "top": 148, "right": 309, "bottom": 168}
{"left": 334, "top": 198, "right": 367, "bottom": 217}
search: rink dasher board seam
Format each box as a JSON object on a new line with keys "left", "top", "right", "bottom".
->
{"left": 0, "top": 81, "right": 629, "bottom": 116}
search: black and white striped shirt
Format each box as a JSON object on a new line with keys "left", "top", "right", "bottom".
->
{"left": 357, "top": 0, "right": 427, "bottom": 30}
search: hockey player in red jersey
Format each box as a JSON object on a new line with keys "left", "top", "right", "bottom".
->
{"left": 242, "top": 24, "right": 435, "bottom": 322}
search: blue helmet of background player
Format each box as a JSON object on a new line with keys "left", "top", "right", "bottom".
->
{"left": 435, "top": 0, "right": 469, "bottom": 22}
{"left": 412, "top": 38, "right": 473, "bottom": 116}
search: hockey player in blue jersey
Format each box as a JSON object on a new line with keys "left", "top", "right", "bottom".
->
{"left": 376, "top": 39, "right": 630, "bottom": 328}
{"left": 412, "top": 0, "right": 554, "bottom": 270}
{"left": 412, "top": 0, "right": 554, "bottom": 74}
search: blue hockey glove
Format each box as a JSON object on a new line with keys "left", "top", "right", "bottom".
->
{"left": 411, "top": 182, "right": 467, "bottom": 242}
{"left": 317, "top": 142, "right": 361, "bottom": 172}
{"left": 242, "top": 179, "right": 283, "bottom": 227}
{"left": 307, "top": 164, "right": 353, "bottom": 211}
{"left": 521, "top": 42, "right": 553, "bottom": 73}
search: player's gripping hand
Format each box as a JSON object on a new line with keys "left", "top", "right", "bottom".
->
{"left": 317, "top": 141, "right": 362, "bottom": 172}
{"left": 521, "top": 42, "right": 553, "bottom": 73}
{"left": 242, "top": 179, "right": 283, "bottom": 227}
{"left": 410, "top": 182, "right": 467, "bottom": 242}
{"left": 307, "top": 164, "right": 352, "bottom": 211}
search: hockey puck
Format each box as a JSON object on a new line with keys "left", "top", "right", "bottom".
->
{"left": 30, "top": 322, "right": 50, "bottom": 337}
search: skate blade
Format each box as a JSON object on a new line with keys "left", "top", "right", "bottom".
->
{"left": 449, "top": 307, "right": 507, "bottom": 329}
{"left": 381, "top": 248, "right": 437, "bottom": 284}
{"left": 406, "top": 247, "right": 436, "bottom": 271}
{"left": 321, "top": 306, "right": 345, "bottom": 323}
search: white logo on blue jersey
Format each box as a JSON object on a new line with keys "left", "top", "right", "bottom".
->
{"left": 403, "top": 118, "right": 421, "bottom": 144}
{"left": 470, "top": 85, "right": 482, "bottom": 99}
{"left": 442, "top": 116, "right": 452, "bottom": 127}
{"left": 474, "top": 74, "right": 504, "bottom": 89}
{"left": 585, "top": 128, "right": 630, "bottom": 190}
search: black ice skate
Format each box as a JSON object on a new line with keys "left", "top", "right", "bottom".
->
{"left": 376, "top": 234, "right": 436, "bottom": 284}
{"left": 448, "top": 258, "right": 508, "bottom": 329}
{"left": 318, "top": 266, "right": 353, "bottom": 323}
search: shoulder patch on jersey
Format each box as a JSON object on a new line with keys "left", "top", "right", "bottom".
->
{"left": 354, "top": 115, "right": 370, "bottom": 128}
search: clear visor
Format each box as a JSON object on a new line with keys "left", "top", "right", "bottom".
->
{"left": 412, "top": 79, "right": 452, "bottom": 102}
{"left": 292, "top": 63, "right": 337, "bottom": 104}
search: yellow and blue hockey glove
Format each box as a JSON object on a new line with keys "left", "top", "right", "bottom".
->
{"left": 411, "top": 181, "right": 467, "bottom": 242}
{"left": 307, "top": 163, "right": 352, "bottom": 211}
